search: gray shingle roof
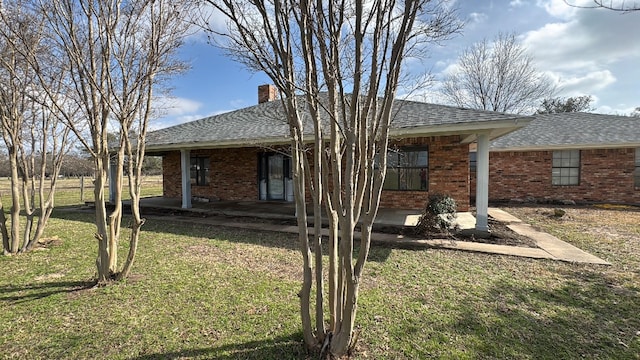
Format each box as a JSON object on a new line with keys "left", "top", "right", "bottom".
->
{"left": 490, "top": 112, "right": 640, "bottom": 150}
{"left": 146, "top": 96, "right": 530, "bottom": 151}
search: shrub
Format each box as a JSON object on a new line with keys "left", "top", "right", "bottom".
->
{"left": 415, "top": 193, "right": 458, "bottom": 234}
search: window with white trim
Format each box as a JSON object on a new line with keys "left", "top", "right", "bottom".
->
{"left": 552, "top": 150, "right": 580, "bottom": 185}
{"left": 635, "top": 148, "right": 640, "bottom": 188}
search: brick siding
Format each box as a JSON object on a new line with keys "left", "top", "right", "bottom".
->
{"left": 380, "top": 136, "right": 469, "bottom": 211}
{"left": 163, "top": 148, "right": 259, "bottom": 201}
{"left": 470, "top": 147, "right": 640, "bottom": 204}
{"left": 161, "top": 135, "right": 471, "bottom": 211}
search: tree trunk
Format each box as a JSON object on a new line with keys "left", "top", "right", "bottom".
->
{"left": 108, "top": 148, "right": 125, "bottom": 274}
{"left": 94, "top": 155, "right": 111, "bottom": 283}
{"left": 8, "top": 149, "right": 21, "bottom": 254}
{"left": 0, "top": 197, "right": 9, "bottom": 255}
{"left": 290, "top": 129, "right": 316, "bottom": 350}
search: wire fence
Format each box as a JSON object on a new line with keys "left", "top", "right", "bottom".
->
{"left": 0, "top": 175, "right": 163, "bottom": 208}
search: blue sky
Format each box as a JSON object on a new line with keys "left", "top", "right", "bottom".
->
{"left": 152, "top": 0, "right": 640, "bottom": 130}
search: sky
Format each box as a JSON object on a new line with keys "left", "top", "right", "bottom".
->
{"left": 152, "top": 0, "right": 640, "bottom": 130}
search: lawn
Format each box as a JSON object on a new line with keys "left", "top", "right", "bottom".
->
{"left": 0, "top": 205, "right": 639, "bottom": 359}
{"left": 0, "top": 175, "right": 163, "bottom": 207}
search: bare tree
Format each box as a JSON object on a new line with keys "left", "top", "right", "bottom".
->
{"left": 536, "top": 95, "right": 595, "bottom": 114}
{"left": 442, "top": 32, "right": 555, "bottom": 114}
{"left": 202, "top": 0, "right": 461, "bottom": 356}
{"left": 29, "top": 0, "right": 192, "bottom": 283}
{"left": 564, "top": 0, "right": 640, "bottom": 11}
{"left": 0, "top": 1, "right": 73, "bottom": 254}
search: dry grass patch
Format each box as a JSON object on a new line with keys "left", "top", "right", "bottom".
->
{"left": 185, "top": 243, "right": 303, "bottom": 283}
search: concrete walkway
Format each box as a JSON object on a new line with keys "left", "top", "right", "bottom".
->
{"left": 135, "top": 206, "right": 610, "bottom": 265}
{"left": 488, "top": 208, "right": 610, "bottom": 265}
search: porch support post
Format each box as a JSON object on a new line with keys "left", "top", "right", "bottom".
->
{"left": 475, "top": 133, "right": 490, "bottom": 232}
{"left": 108, "top": 157, "right": 117, "bottom": 204}
{"left": 180, "top": 149, "right": 192, "bottom": 209}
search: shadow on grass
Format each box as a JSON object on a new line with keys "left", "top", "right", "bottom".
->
{"left": 50, "top": 208, "right": 393, "bottom": 263}
{"left": 426, "top": 269, "right": 640, "bottom": 358}
{"left": 0, "top": 280, "right": 95, "bottom": 304}
{"left": 130, "top": 333, "right": 309, "bottom": 360}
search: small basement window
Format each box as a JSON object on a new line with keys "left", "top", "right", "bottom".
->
{"left": 552, "top": 150, "right": 580, "bottom": 186}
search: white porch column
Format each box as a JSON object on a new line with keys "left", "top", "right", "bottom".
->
{"left": 180, "top": 149, "right": 192, "bottom": 209}
{"left": 475, "top": 133, "right": 490, "bottom": 232}
{"left": 108, "top": 157, "right": 117, "bottom": 204}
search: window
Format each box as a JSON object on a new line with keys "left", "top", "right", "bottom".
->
{"left": 190, "top": 156, "right": 209, "bottom": 186}
{"left": 469, "top": 151, "right": 477, "bottom": 172}
{"left": 635, "top": 148, "right": 640, "bottom": 188}
{"left": 552, "top": 150, "right": 580, "bottom": 185}
{"left": 383, "top": 147, "right": 428, "bottom": 191}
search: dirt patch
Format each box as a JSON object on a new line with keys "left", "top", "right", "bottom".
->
{"left": 377, "top": 217, "right": 538, "bottom": 248}
{"left": 36, "top": 237, "right": 64, "bottom": 249}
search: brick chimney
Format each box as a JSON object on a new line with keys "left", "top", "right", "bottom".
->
{"left": 258, "top": 84, "right": 277, "bottom": 104}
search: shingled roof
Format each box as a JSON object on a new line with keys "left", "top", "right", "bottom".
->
{"left": 146, "top": 95, "right": 532, "bottom": 152}
{"left": 490, "top": 112, "right": 640, "bottom": 151}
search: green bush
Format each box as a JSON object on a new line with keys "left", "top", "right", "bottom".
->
{"left": 415, "top": 193, "right": 457, "bottom": 234}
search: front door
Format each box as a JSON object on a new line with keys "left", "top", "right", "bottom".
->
{"left": 258, "top": 153, "right": 291, "bottom": 201}
{"left": 267, "top": 154, "right": 285, "bottom": 200}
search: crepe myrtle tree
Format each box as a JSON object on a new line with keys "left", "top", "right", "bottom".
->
{"left": 201, "top": 0, "right": 462, "bottom": 356}
{"left": 0, "top": 1, "right": 73, "bottom": 254}
{"left": 30, "top": 0, "right": 193, "bottom": 283}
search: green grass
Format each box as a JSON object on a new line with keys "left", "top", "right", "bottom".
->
{"left": 0, "top": 175, "right": 163, "bottom": 208}
{"left": 0, "top": 206, "right": 639, "bottom": 359}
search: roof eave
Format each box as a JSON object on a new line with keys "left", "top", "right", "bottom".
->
{"left": 390, "top": 117, "right": 532, "bottom": 143}
{"left": 491, "top": 142, "right": 640, "bottom": 152}
{"left": 145, "top": 136, "right": 292, "bottom": 152}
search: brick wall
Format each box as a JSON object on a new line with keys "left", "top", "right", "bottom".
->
{"left": 163, "top": 148, "right": 259, "bottom": 201}
{"left": 470, "top": 147, "right": 640, "bottom": 204}
{"left": 380, "top": 136, "right": 469, "bottom": 211}
{"left": 161, "top": 135, "right": 471, "bottom": 211}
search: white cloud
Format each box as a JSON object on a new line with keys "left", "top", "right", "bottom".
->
{"left": 535, "top": 0, "right": 579, "bottom": 19}
{"left": 510, "top": 0, "right": 528, "bottom": 8}
{"left": 547, "top": 69, "right": 617, "bottom": 94}
{"left": 501, "top": 0, "right": 637, "bottom": 114}
{"left": 155, "top": 96, "right": 202, "bottom": 117}
{"left": 467, "top": 12, "right": 488, "bottom": 26}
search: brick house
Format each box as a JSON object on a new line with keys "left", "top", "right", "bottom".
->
{"left": 144, "top": 85, "right": 532, "bottom": 231}
{"left": 470, "top": 112, "right": 640, "bottom": 205}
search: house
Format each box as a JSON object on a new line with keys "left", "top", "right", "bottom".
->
{"left": 144, "top": 85, "right": 532, "bottom": 231}
{"left": 470, "top": 112, "right": 640, "bottom": 205}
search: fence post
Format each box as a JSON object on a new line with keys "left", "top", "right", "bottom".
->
{"left": 80, "top": 176, "right": 84, "bottom": 202}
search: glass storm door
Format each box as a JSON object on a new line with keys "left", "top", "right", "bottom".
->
{"left": 267, "top": 154, "right": 285, "bottom": 200}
